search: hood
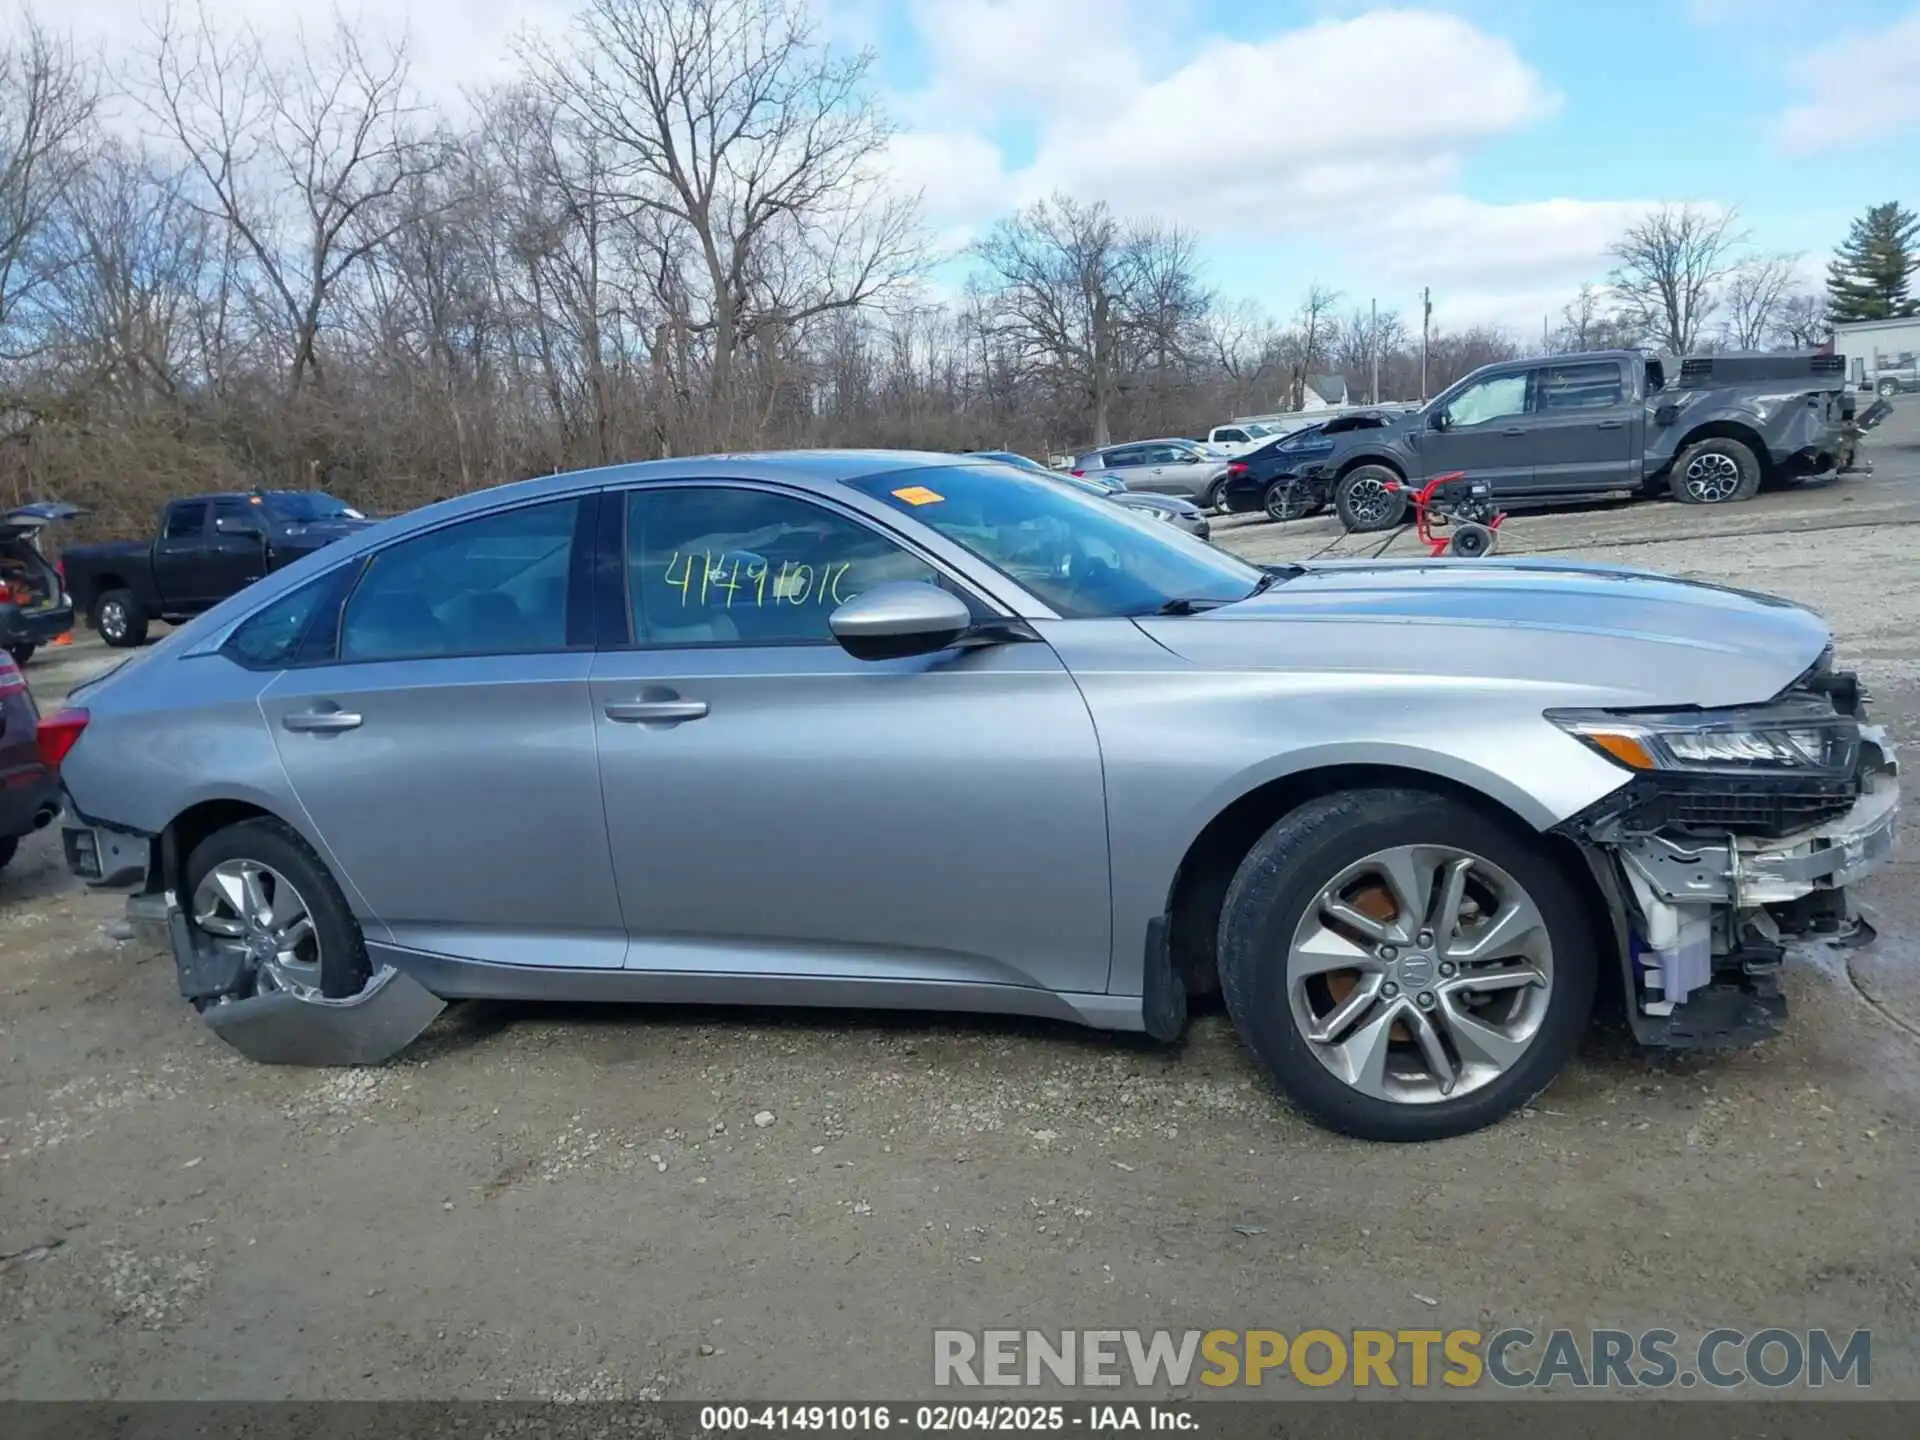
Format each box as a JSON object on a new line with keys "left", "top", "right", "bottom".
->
{"left": 1136, "top": 557, "right": 1829, "bottom": 710}
{"left": 1, "top": 500, "right": 81, "bottom": 540}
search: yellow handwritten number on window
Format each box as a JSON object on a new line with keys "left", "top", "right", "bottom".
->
{"left": 662, "top": 553, "right": 854, "bottom": 608}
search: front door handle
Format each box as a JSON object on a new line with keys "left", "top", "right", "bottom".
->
{"left": 283, "top": 707, "right": 362, "bottom": 733}
{"left": 1595, "top": 419, "right": 1625, "bottom": 430}
{"left": 605, "top": 699, "right": 709, "bottom": 724}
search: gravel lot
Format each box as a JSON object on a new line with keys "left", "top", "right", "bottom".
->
{"left": 3, "top": 415, "right": 1917, "bottom": 1401}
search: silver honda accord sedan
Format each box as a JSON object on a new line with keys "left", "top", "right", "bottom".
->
{"left": 53, "top": 452, "right": 1899, "bottom": 1139}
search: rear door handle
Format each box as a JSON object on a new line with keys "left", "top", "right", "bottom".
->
{"left": 282, "top": 707, "right": 362, "bottom": 733}
{"left": 1595, "top": 420, "right": 1625, "bottom": 430}
{"left": 1500, "top": 427, "right": 1526, "bottom": 436}
{"left": 605, "top": 699, "right": 709, "bottom": 723}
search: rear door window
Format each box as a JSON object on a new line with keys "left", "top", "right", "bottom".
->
{"left": 338, "top": 499, "right": 581, "bottom": 662}
{"left": 1539, "top": 362, "right": 1626, "bottom": 410}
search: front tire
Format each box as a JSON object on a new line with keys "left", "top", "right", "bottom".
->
{"left": 93, "top": 589, "right": 150, "bottom": 648}
{"left": 0, "top": 835, "right": 17, "bottom": 872}
{"left": 1671, "top": 437, "right": 1761, "bottom": 505}
{"left": 185, "top": 818, "right": 371, "bottom": 1002}
{"left": 1334, "top": 465, "right": 1407, "bottom": 532}
{"left": 6, "top": 644, "right": 33, "bottom": 666}
{"left": 1217, "top": 789, "right": 1596, "bottom": 1141}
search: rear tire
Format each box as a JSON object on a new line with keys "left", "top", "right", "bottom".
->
{"left": 1879, "top": 379, "right": 1898, "bottom": 398}
{"left": 1334, "top": 465, "right": 1407, "bottom": 532}
{"left": 185, "top": 818, "right": 371, "bottom": 1001}
{"left": 1216, "top": 788, "right": 1596, "bottom": 1142}
{"left": 1202, "top": 478, "right": 1229, "bottom": 514}
{"left": 93, "top": 590, "right": 150, "bottom": 648}
{"left": 1263, "top": 480, "right": 1317, "bottom": 523}
{"left": 0, "top": 835, "right": 17, "bottom": 872}
{"left": 6, "top": 644, "right": 32, "bottom": 666}
{"left": 1670, "top": 437, "right": 1762, "bottom": 505}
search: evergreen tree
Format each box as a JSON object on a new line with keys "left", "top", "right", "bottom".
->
{"left": 1826, "top": 202, "right": 1920, "bottom": 322}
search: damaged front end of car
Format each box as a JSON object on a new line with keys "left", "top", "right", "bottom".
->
{"left": 1549, "top": 651, "right": 1899, "bottom": 1048}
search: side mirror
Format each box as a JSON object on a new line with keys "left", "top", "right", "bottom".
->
{"left": 1180, "top": 452, "right": 1201, "bottom": 464}
{"left": 828, "top": 581, "right": 973, "bottom": 662}
{"left": 1429, "top": 410, "right": 1450, "bottom": 432}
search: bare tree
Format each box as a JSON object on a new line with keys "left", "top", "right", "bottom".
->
{"left": 1775, "top": 291, "right": 1829, "bottom": 350}
{"left": 1721, "top": 253, "right": 1800, "bottom": 350}
{"left": 1547, "top": 282, "right": 1642, "bottom": 354}
{"left": 0, "top": 17, "right": 98, "bottom": 363}
{"left": 1277, "top": 283, "right": 1339, "bottom": 410}
{"left": 972, "top": 195, "right": 1208, "bottom": 447}
{"left": 1608, "top": 203, "right": 1749, "bottom": 355}
{"left": 138, "top": 2, "right": 443, "bottom": 395}
{"left": 521, "top": 0, "right": 922, "bottom": 447}
{"left": 41, "top": 142, "right": 215, "bottom": 399}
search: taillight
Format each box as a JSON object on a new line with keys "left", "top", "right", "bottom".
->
{"left": 1227, "top": 462, "right": 1249, "bottom": 477}
{"left": 1070, "top": 469, "right": 1085, "bottom": 477}
{"left": 36, "top": 706, "right": 88, "bottom": 766}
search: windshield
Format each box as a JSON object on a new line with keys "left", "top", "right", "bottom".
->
{"left": 263, "top": 492, "right": 363, "bottom": 522}
{"left": 846, "top": 463, "right": 1261, "bottom": 619}
{"left": 1245, "top": 423, "right": 1273, "bottom": 437}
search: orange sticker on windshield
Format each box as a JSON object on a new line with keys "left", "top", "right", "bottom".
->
{"left": 891, "top": 485, "right": 945, "bottom": 505}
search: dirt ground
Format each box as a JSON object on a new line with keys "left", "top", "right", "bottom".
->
{"left": 3, "top": 418, "right": 1918, "bottom": 1401}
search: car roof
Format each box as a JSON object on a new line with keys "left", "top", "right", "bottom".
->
{"left": 393, "top": 450, "right": 987, "bottom": 525}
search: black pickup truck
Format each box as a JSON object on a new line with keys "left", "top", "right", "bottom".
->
{"left": 1221, "top": 349, "right": 1881, "bottom": 530}
{"left": 62, "top": 491, "right": 374, "bottom": 647}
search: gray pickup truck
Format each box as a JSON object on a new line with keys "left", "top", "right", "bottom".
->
{"left": 1230, "top": 350, "right": 1865, "bottom": 532}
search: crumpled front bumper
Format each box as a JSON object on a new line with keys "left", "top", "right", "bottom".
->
{"left": 1570, "top": 725, "right": 1898, "bottom": 1049}
{"left": 1614, "top": 767, "right": 1898, "bottom": 909}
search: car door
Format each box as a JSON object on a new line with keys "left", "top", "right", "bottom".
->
{"left": 151, "top": 500, "right": 211, "bottom": 609}
{"left": 258, "top": 493, "right": 629, "bottom": 970}
{"left": 1422, "top": 367, "right": 1540, "bottom": 492}
{"left": 1530, "top": 359, "right": 1637, "bottom": 492}
{"left": 204, "top": 498, "right": 272, "bottom": 600}
{"left": 589, "top": 481, "right": 1114, "bottom": 995}
{"left": 1096, "top": 445, "right": 1149, "bottom": 492}
{"left": 1128, "top": 444, "right": 1192, "bottom": 495}
{"left": 1155, "top": 444, "right": 1214, "bottom": 497}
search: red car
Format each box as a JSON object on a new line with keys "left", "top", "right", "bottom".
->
{"left": 0, "top": 651, "right": 62, "bottom": 873}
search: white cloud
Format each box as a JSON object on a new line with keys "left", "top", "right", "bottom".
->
{"left": 936, "top": 9, "right": 1559, "bottom": 235}
{"left": 1777, "top": 10, "right": 1920, "bottom": 153}
{"left": 889, "top": 3, "right": 1668, "bottom": 323}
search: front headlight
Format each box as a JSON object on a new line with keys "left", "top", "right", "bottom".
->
{"left": 1547, "top": 697, "right": 1858, "bottom": 775}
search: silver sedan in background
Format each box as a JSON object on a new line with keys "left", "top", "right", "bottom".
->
{"left": 52, "top": 451, "right": 1897, "bottom": 1140}
{"left": 967, "top": 451, "right": 1211, "bottom": 538}
{"left": 1072, "top": 439, "right": 1233, "bottom": 511}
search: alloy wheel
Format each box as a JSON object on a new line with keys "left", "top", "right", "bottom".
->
{"left": 1285, "top": 843, "right": 1554, "bottom": 1105}
{"left": 1682, "top": 451, "right": 1742, "bottom": 503}
{"left": 99, "top": 600, "right": 127, "bottom": 642}
{"left": 192, "top": 859, "right": 324, "bottom": 1000}
{"left": 1343, "top": 476, "right": 1394, "bottom": 526}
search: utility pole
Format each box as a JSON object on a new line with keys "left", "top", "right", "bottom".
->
{"left": 1369, "top": 297, "right": 1379, "bottom": 405}
{"left": 1419, "top": 287, "right": 1432, "bottom": 402}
